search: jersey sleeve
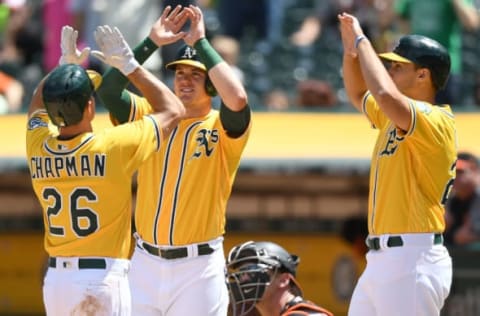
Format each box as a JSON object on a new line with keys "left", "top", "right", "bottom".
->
{"left": 127, "top": 95, "right": 154, "bottom": 121}
{"left": 26, "top": 110, "right": 57, "bottom": 157}
{"left": 219, "top": 103, "right": 251, "bottom": 138}
{"left": 219, "top": 116, "right": 251, "bottom": 164}
{"left": 362, "top": 91, "right": 388, "bottom": 129}
{"left": 406, "top": 101, "right": 456, "bottom": 153}
{"left": 101, "top": 115, "right": 162, "bottom": 174}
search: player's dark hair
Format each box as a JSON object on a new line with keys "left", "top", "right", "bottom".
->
{"left": 458, "top": 152, "right": 479, "bottom": 168}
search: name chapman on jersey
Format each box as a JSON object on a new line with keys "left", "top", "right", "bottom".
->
{"left": 30, "top": 154, "right": 106, "bottom": 179}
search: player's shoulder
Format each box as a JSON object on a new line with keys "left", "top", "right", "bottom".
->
{"left": 97, "top": 116, "right": 160, "bottom": 146}
{"left": 410, "top": 99, "right": 454, "bottom": 119}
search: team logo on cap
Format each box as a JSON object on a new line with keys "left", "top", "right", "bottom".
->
{"left": 181, "top": 47, "right": 197, "bottom": 59}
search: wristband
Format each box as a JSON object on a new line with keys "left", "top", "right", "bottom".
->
{"left": 194, "top": 38, "right": 223, "bottom": 70}
{"left": 354, "top": 35, "right": 367, "bottom": 49}
{"left": 133, "top": 37, "right": 158, "bottom": 65}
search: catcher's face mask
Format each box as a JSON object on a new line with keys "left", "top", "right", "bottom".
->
{"left": 226, "top": 262, "right": 275, "bottom": 316}
{"left": 226, "top": 241, "right": 285, "bottom": 316}
{"left": 226, "top": 241, "right": 302, "bottom": 315}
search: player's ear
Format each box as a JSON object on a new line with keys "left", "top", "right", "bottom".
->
{"left": 418, "top": 68, "right": 429, "bottom": 80}
{"left": 85, "top": 98, "right": 95, "bottom": 121}
{"left": 276, "top": 272, "right": 292, "bottom": 289}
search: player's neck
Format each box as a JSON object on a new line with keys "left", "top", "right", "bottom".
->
{"left": 405, "top": 85, "right": 436, "bottom": 104}
{"left": 257, "top": 291, "right": 295, "bottom": 316}
{"left": 183, "top": 104, "right": 211, "bottom": 119}
{"left": 58, "top": 121, "right": 92, "bottom": 140}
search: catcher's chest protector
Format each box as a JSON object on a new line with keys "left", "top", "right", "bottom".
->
{"left": 281, "top": 301, "right": 334, "bottom": 316}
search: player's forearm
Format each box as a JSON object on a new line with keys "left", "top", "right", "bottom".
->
{"left": 195, "top": 38, "right": 248, "bottom": 111}
{"left": 356, "top": 38, "right": 411, "bottom": 130}
{"left": 342, "top": 54, "right": 366, "bottom": 112}
{"left": 452, "top": 0, "right": 480, "bottom": 31}
{"left": 96, "top": 68, "right": 132, "bottom": 123}
{"left": 27, "top": 77, "right": 47, "bottom": 117}
{"left": 208, "top": 63, "right": 248, "bottom": 110}
{"left": 97, "top": 37, "right": 159, "bottom": 123}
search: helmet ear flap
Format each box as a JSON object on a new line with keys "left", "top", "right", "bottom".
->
{"left": 205, "top": 76, "right": 217, "bottom": 97}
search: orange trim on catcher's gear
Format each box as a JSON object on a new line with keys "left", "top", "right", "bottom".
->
{"left": 282, "top": 301, "right": 334, "bottom": 316}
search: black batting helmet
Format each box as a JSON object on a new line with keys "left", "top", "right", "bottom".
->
{"left": 379, "top": 34, "right": 451, "bottom": 91}
{"left": 43, "top": 64, "right": 102, "bottom": 127}
{"left": 226, "top": 241, "right": 302, "bottom": 316}
{"left": 165, "top": 44, "right": 217, "bottom": 96}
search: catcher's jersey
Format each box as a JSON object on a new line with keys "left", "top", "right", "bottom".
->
{"left": 125, "top": 96, "right": 251, "bottom": 245}
{"left": 362, "top": 92, "right": 457, "bottom": 234}
{"left": 26, "top": 110, "right": 161, "bottom": 258}
{"left": 281, "top": 299, "right": 334, "bottom": 316}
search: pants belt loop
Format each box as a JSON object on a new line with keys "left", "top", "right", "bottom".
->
{"left": 48, "top": 257, "right": 56, "bottom": 268}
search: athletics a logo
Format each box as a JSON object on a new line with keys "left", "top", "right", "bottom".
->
{"left": 181, "top": 47, "right": 197, "bottom": 59}
{"left": 380, "top": 128, "right": 403, "bottom": 156}
{"left": 192, "top": 129, "right": 218, "bottom": 158}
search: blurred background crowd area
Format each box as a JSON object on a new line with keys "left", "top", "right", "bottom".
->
{"left": 2, "top": 0, "right": 480, "bottom": 114}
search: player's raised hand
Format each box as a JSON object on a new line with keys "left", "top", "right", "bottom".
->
{"left": 149, "top": 5, "right": 189, "bottom": 47}
{"left": 338, "top": 12, "right": 365, "bottom": 58}
{"left": 59, "top": 25, "right": 90, "bottom": 65}
{"left": 91, "top": 25, "right": 139, "bottom": 76}
{"left": 182, "top": 5, "right": 206, "bottom": 47}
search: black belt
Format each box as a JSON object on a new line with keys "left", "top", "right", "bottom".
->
{"left": 140, "top": 242, "right": 214, "bottom": 259}
{"left": 48, "top": 257, "right": 107, "bottom": 269}
{"left": 366, "top": 233, "right": 443, "bottom": 251}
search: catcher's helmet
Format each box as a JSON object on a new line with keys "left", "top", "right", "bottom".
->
{"left": 226, "top": 241, "right": 302, "bottom": 316}
{"left": 379, "top": 34, "right": 451, "bottom": 91}
{"left": 43, "top": 64, "right": 102, "bottom": 127}
{"left": 165, "top": 44, "right": 217, "bottom": 97}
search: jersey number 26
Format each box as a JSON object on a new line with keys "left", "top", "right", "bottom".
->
{"left": 42, "top": 187, "right": 99, "bottom": 237}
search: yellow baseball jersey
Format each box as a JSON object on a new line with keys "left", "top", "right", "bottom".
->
{"left": 26, "top": 109, "right": 161, "bottom": 258}
{"left": 362, "top": 92, "right": 457, "bottom": 234}
{"left": 125, "top": 96, "right": 251, "bottom": 245}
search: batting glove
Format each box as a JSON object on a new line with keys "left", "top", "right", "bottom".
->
{"left": 59, "top": 25, "right": 90, "bottom": 65}
{"left": 91, "top": 25, "right": 139, "bottom": 76}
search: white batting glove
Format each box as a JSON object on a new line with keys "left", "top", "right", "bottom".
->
{"left": 59, "top": 25, "right": 90, "bottom": 65}
{"left": 91, "top": 25, "right": 139, "bottom": 76}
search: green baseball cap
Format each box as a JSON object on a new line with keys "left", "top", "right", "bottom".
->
{"left": 165, "top": 45, "right": 207, "bottom": 71}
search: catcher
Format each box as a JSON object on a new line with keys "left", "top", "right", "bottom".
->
{"left": 226, "top": 241, "right": 334, "bottom": 316}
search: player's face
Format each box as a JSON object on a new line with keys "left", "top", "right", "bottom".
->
{"left": 453, "top": 164, "right": 479, "bottom": 197}
{"left": 173, "top": 65, "right": 209, "bottom": 106}
{"left": 385, "top": 61, "right": 418, "bottom": 93}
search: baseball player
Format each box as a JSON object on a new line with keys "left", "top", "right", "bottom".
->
{"left": 226, "top": 241, "right": 334, "bottom": 316}
{"left": 95, "top": 5, "right": 251, "bottom": 315}
{"left": 26, "top": 24, "right": 184, "bottom": 315}
{"left": 338, "top": 13, "right": 456, "bottom": 316}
